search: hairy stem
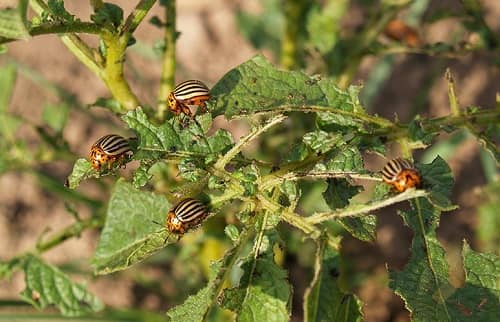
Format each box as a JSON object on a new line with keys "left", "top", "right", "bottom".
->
{"left": 101, "top": 34, "right": 140, "bottom": 111}
{"left": 121, "top": 0, "right": 157, "bottom": 36}
{"left": 306, "top": 189, "right": 428, "bottom": 224}
{"left": 157, "top": 0, "right": 177, "bottom": 120}
{"left": 214, "top": 114, "right": 287, "bottom": 171}
{"left": 35, "top": 216, "right": 104, "bottom": 253}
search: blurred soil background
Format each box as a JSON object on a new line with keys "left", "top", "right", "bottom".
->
{"left": 0, "top": 1, "right": 499, "bottom": 321}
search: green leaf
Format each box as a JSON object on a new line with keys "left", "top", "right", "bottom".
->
{"left": 19, "top": 255, "right": 103, "bottom": 316}
{"left": 236, "top": 0, "right": 283, "bottom": 57}
{"left": 233, "top": 164, "right": 259, "bottom": 197}
{"left": 210, "top": 55, "right": 362, "bottom": 123}
{"left": 418, "top": 156, "right": 456, "bottom": 211}
{"left": 0, "top": 256, "right": 25, "bottom": 280}
{"left": 0, "top": 64, "right": 21, "bottom": 136}
{"left": 322, "top": 178, "right": 376, "bottom": 241}
{"left": 446, "top": 242, "right": 500, "bottom": 321}
{"left": 42, "top": 103, "right": 69, "bottom": 132}
{"left": 304, "top": 238, "right": 363, "bottom": 322}
{"left": 122, "top": 107, "right": 183, "bottom": 157}
{"left": 390, "top": 199, "right": 454, "bottom": 321}
{"left": 88, "top": 97, "right": 123, "bottom": 114}
{"left": 339, "top": 216, "right": 377, "bottom": 242}
{"left": 323, "top": 178, "right": 360, "bottom": 210}
{"left": 408, "top": 115, "right": 436, "bottom": 145}
{"left": 303, "top": 130, "right": 343, "bottom": 153}
{"left": 167, "top": 230, "right": 248, "bottom": 321}
{"left": 132, "top": 161, "right": 154, "bottom": 188}
{"left": 90, "top": 3, "right": 123, "bottom": 28}
{"left": 65, "top": 158, "right": 99, "bottom": 189}
{"left": 47, "top": 0, "right": 75, "bottom": 22}
{"left": 478, "top": 181, "right": 500, "bottom": 252}
{"left": 0, "top": 64, "right": 17, "bottom": 111}
{"left": 323, "top": 146, "right": 364, "bottom": 172}
{"left": 306, "top": 1, "right": 347, "bottom": 54}
{"left": 0, "top": 0, "right": 30, "bottom": 40}
{"left": 92, "top": 179, "right": 172, "bottom": 274}
{"left": 222, "top": 257, "right": 291, "bottom": 322}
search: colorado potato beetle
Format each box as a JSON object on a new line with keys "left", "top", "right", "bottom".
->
{"left": 166, "top": 198, "right": 208, "bottom": 236}
{"left": 381, "top": 158, "right": 421, "bottom": 192}
{"left": 89, "top": 134, "right": 133, "bottom": 171}
{"left": 168, "top": 80, "right": 210, "bottom": 118}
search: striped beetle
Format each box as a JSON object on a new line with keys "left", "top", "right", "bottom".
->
{"left": 89, "top": 134, "right": 133, "bottom": 171}
{"left": 168, "top": 80, "right": 210, "bottom": 118}
{"left": 166, "top": 198, "right": 208, "bottom": 236}
{"left": 381, "top": 158, "right": 421, "bottom": 192}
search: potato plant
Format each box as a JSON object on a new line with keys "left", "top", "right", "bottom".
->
{"left": 0, "top": 1, "right": 498, "bottom": 321}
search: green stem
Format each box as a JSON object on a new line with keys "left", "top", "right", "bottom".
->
{"left": 214, "top": 114, "right": 287, "bottom": 171}
{"left": 281, "top": 0, "right": 302, "bottom": 69}
{"left": 306, "top": 189, "right": 428, "bottom": 224}
{"left": 101, "top": 33, "right": 140, "bottom": 111}
{"left": 257, "top": 194, "right": 341, "bottom": 250}
{"left": 203, "top": 227, "right": 254, "bottom": 321}
{"left": 445, "top": 69, "right": 461, "bottom": 116}
{"left": 260, "top": 170, "right": 381, "bottom": 191}
{"left": 252, "top": 105, "right": 393, "bottom": 128}
{"left": 121, "top": 0, "right": 157, "bottom": 36}
{"left": 29, "top": 21, "right": 104, "bottom": 36}
{"left": 35, "top": 216, "right": 104, "bottom": 253}
{"left": 157, "top": 0, "right": 177, "bottom": 120}
{"left": 378, "top": 107, "right": 500, "bottom": 140}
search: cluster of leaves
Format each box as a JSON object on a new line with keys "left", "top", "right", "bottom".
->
{"left": 0, "top": 1, "right": 499, "bottom": 322}
{"left": 5, "top": 55, "right": 497, "bottom": 321}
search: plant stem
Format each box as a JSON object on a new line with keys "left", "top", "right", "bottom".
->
{"left": 281, "top": 0, "right": 302, "bottom": 69}
{"left": 260, "top": 171, "right": 381, "bottom": 191}
{"left": 157, "top": 0, "right": 177, "bottom": 121}
{"left": 445, "top": 69, "right": 461, "bottom": 116}
{"left": 306, "top": 189, "right": 428, "bottom": 224}
{"left": 35, "top": 216, "right": 104, "bottom": 253}
{"left": 101, "top": 33, "right": 139, "bottom": 111}
{"left": 257, "top": 194, "right": 341, "bottom": 250}
{"left": 253, "top": 105, "right": 394, "bottom": 128}
{"left": 214, "top": 114, "right": 287, "bottom": 171}
{"left": 121, "top": 0, "right": 157, "bottom": 36}
{"left": 29, "top": 21, "right": 104, "bottom": 36}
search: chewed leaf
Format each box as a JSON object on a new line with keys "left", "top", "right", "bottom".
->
{"left": 210, "top": 55, "right": 363, "bottom": 127}
{"left": 222, "top": 257, "right": 292, "bottom": 321}
{"left": 418, "top": 156, "right": 456, "bottom": 211}
{"left": 20, "top": 255, "right": 103, "bottom": 316}
{"left": 65, "top": 158, "right": 99, "bottom": 189}
{"left": 92, "top": 179, "right": 172, "bottom": 274}
{"left": 122, "top": 107, "right": 183, "bottom": 155}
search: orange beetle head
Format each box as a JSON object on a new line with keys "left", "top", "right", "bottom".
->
{"left": 393, "top": 169, "right": 421, "bottom": 192}
{"left": 166, "top": 211, "right": 185, "bottom": 235}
